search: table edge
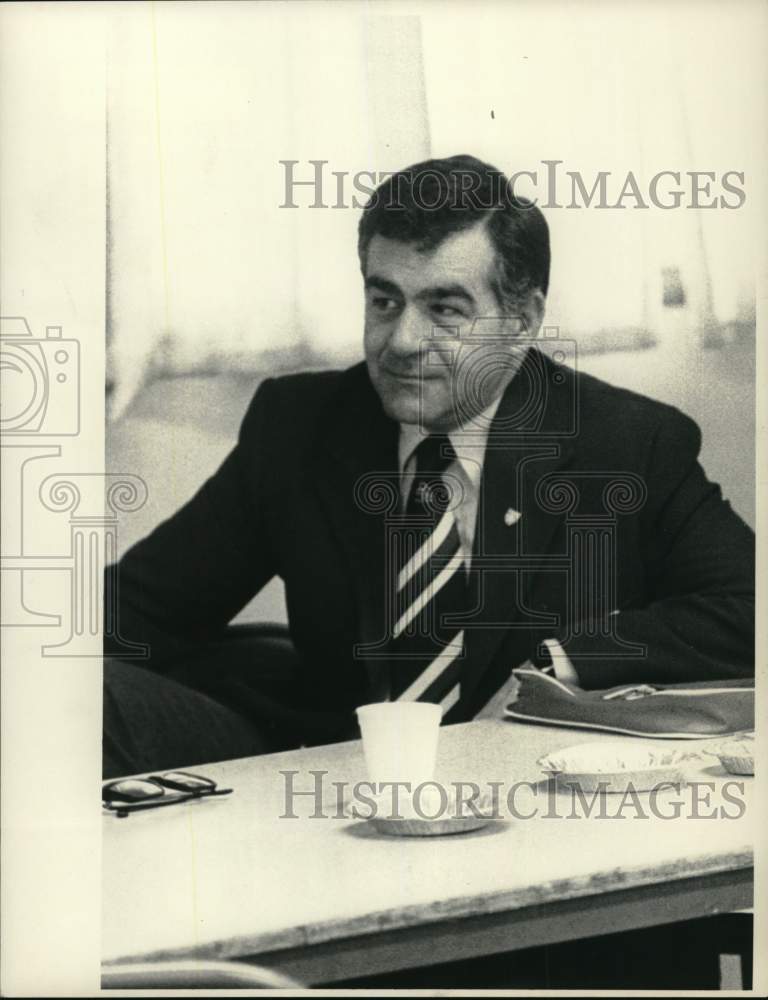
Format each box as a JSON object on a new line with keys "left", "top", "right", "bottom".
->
{"left": 102, "top": 844, "right": 753, "bottom": 966}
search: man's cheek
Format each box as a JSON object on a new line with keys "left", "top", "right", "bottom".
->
{"left": 422, "top": 379, "right": 450, "bottom": 413}
{"left": 363, "top": 321, "right": 384, "bottom": 351}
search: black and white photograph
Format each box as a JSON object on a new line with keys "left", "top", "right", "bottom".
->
{"left": 0, "top": 0, "right": 764, "bottom": 994}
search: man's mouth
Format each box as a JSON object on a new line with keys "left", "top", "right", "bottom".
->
{"left": 381, "top": 365, "right": 441, "bottom": 383}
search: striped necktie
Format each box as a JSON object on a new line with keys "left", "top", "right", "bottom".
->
{"left": 388, "top": 434, "right": 467, "bottom": 716}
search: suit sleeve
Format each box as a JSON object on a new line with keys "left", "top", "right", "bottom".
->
{"left": 562, "top": 409, "right": 755, "bottom": 688}
{"left": 104, "top": 378, "right": 279, "bottom": 668}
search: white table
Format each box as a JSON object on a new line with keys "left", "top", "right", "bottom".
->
{"left": 102, "top": 720, "right": 753, "bottom": 984}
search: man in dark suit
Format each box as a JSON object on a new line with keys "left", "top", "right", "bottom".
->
{"left": 104, "top": 154, "right": 754, "bottom": 778}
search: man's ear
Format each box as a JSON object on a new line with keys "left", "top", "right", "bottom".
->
{"left": 501, "top": 290, "right": 546, "bottom": 338}
{"left": 520, "top": 290, "right": 546, "bottom": 337}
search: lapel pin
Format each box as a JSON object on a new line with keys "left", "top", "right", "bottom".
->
{"left": 504, "top": 508, "right": 521, "bottom": 527}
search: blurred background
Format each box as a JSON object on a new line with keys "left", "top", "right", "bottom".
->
{"left": 105, "top": 0, "right": 760, "bottom": 624}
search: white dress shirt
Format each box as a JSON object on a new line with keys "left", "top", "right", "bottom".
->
{"left": 397, "top": 399, "right": 579, "bottom": 683}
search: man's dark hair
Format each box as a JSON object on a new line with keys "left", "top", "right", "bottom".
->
{"left": 357, "top": 154, "right": 550, "bottom": 311}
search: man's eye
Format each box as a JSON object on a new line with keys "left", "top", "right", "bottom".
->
{"left": 431, "top": 304, "right": 465, "bottom": 318}
{"left": 371, "top": 296, "right": 399, "bottom": 313}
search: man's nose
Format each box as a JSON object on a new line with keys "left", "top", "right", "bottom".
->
{"left": 386, "top": 305, "right": 427, "bottom": 356}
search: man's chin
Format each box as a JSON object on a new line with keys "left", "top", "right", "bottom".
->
{"left": 379, "top": 393, "right": 423, "bottom": 425}
{"left": 377, "top": 389, "right": 453, "bottom": 430}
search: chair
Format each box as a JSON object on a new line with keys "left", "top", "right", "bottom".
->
{"left": 165, "top": 621, "right": 350, "bottom": 749}
{"left": 101, "top": 958, "right": 301, "bottom": 989}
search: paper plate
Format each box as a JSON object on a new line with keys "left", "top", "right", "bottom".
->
{"left": 538, "top": 742, "right": 696, "bottom": 793}
{"left": 368, "top": 812, "right": 495, "bottom": 837}
{"left": 345, "top": 790, "right": 499, "bottom": 836}
{"left": 704, "top": 736, "right": 754, "bottom": 776}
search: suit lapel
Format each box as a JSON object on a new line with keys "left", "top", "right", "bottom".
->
{"left": 308, "top": 350, "right": 578, "bottom": 707}
{"left": 309, "top": 365, "right": 399, "bottom": 699}
{"left": 461, "top": 348, "right": 576, "bottom": 706}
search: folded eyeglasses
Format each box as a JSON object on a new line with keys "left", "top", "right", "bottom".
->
{"left": 102, "top": 771, "right": 232, "bottom": 817}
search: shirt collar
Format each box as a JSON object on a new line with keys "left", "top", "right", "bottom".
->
{"left": 398, "top": 393, "right": 504, "bottom": 489}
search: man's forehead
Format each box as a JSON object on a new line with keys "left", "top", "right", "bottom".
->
{"left": 365, "top": 224, "right": 496, "bottom": 295}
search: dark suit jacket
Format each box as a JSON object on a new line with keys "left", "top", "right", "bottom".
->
{"left": 107, "top": 349, "right": 754, "bottom": 729}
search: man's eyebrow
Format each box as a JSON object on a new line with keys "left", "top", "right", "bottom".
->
{"left": 415, "top": 284, "right": 476, "bottom": 304}
{"left": 365, "top": 277, "right": 476, "bottom": 305}
{"left": 364, "top": 276, "right": 403, "bottom": 297}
